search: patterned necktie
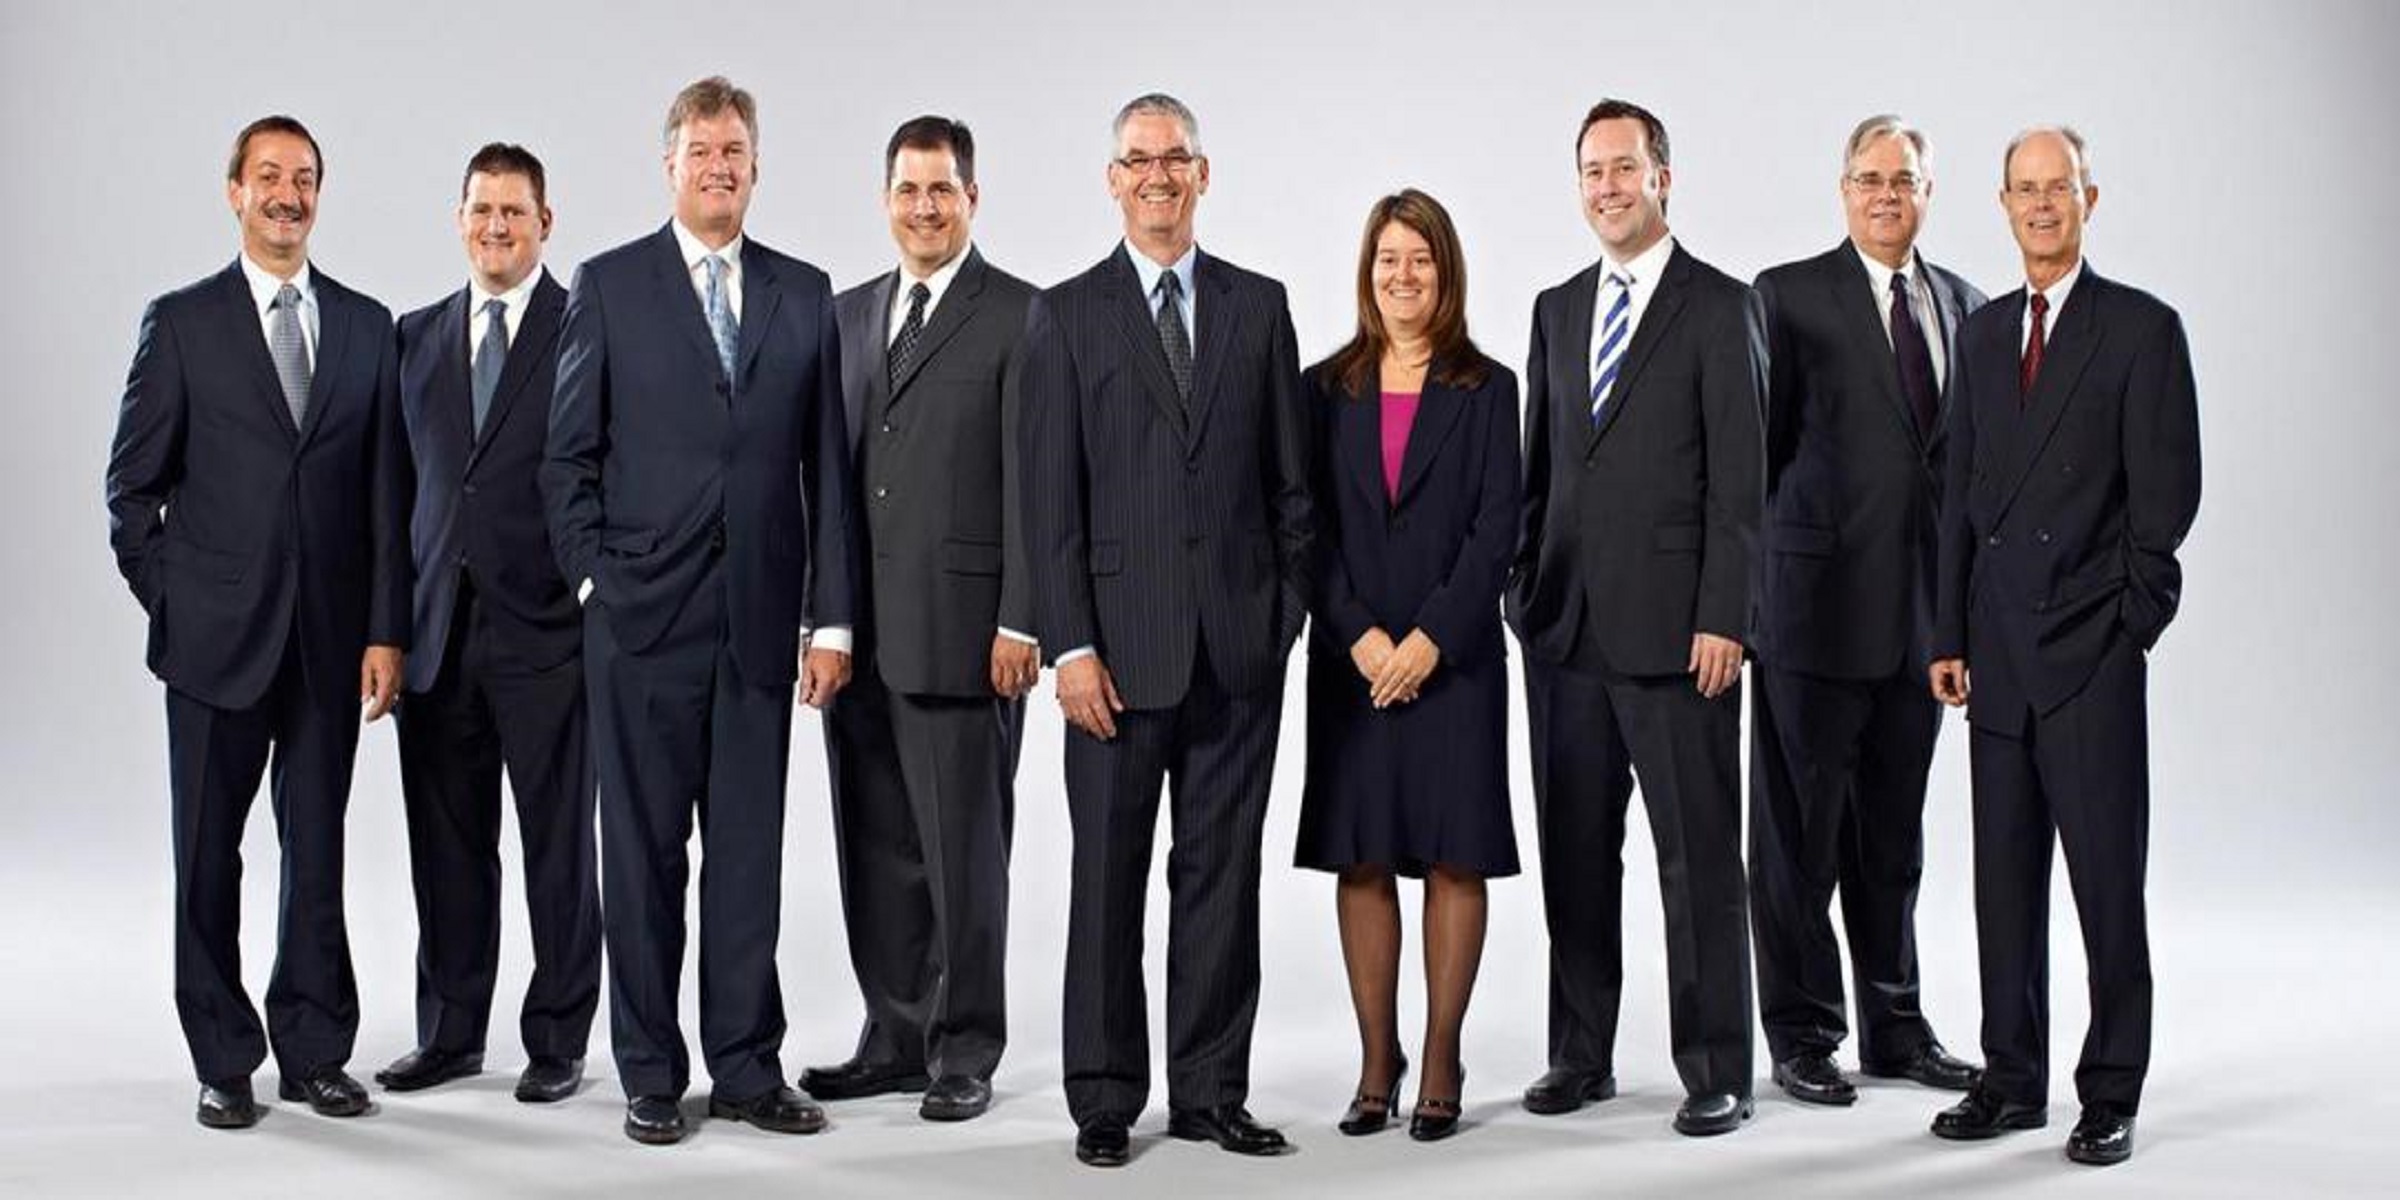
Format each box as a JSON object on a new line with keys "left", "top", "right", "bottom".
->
{"left": 269, "top": 283, "right": 311, "bottom": 427}
{"left": 1589, "top": 271, "right": 1632, "bottom": 426}
{"left": 888, "top": 281, "right": 930, "bottom": 389}
{"left": 2020, "top": 290, "right": 2050, "bottom": 401}
{"left": 1889, "top": 271, "right": 1939, "bottom": 436}
{"left": 1154, "top": 269, "right": 1193, "bottom": 406}
{"left": 704, "top": 253, "right": 738, "bottom": 384}
{"left": 471, "top": 297, "right": 507, "bottom": 435}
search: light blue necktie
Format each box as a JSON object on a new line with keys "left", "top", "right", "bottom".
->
{"left": 471, "top": 297, "right": 506, "bottom": 434}
{"left": 1589, "top": 270, "right": 1632, "bottom": 426}
{"left": 270, "top": 283, "right": 311, "bottom": 426}
{"left": 703, "top": 253, "right": 738, "bottom": 384}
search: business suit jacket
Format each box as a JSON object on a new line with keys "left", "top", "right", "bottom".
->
{"left": 1511, "top": 244, "right": 1767, "bottom": 674}
{"left": 543, "top": 224, "right": 856, "bottom": 682}
{"left": 1753, "top": 243, "right": 1985, "bottom": 680}
{"left": 1022, "top": 245, "right": 1311, "bottom": 709}
{"left": 107, "top": 260, "right": 411, "bottom": 708}
{"left": 397, "top": 271, "right": 577, "bottom": 693}
{"left": 1933, "top": 263, "right": 2201, "bottom": 731}
{"left": 836, "top": 248, "right": 1039, "bottom": 694}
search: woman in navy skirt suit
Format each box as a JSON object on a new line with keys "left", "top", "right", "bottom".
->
{"left": 1296, "top": 188, "right": 1521, "bottom": 1142}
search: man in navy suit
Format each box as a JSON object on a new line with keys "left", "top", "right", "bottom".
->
{"left": 1929, "top": 127, "right": 2200, "bottom": 1168}
{"left": 1021, "top": 93, "right": 1312, "bottom": 1167}
{"left": 377, "top": 143, "right": 600, "bottom": 1107}
{"left": 543, "top": 76, "right": 859, "bottom": 1146}
{"left": 106, "top": 115, "right": 410, "bottom": 1129}
{"left": 1747, "top": 115, "right": 1985, "bottom": 1108}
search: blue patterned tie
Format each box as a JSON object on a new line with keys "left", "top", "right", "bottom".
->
{"left": 704, "top": 253, "right": 738, "bottom": 383}
{"left": 471, "top": 297, "right": 507, "bottom": 434}
{"left": 269, "top": 283, "right": 311, "bottom": 426}
{"left": 1589, "top": 271, "right": 1631, "bottom": 426}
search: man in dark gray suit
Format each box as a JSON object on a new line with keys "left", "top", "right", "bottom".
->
{"left": 1747, "top": 115, "right": 1984, "bottom": 1109}
{"left": 1021, "top": 93, "right": 1312, "bottom": 1168}
{"left": 802, "top": 116, "right": 1038, "bottom": 1124}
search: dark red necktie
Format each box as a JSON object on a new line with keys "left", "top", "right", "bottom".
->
{"left": 2020, "top": 290, "right": 2050, "bottom": 400}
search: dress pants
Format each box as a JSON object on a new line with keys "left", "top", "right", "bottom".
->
{"left": 1969, "top": 636, "right": 2152, "bottom": 1116}
{"left": 824, "top": 657, "right": 1021, "bottom": 1080}
{"left": 586, "top": 568, "right": 795, "bottom": 1101}
{"left": 166, "top": 639, "right": 362, "bottom": 1086}
{"left": 1526, "top": 658, "right": 1753, "bottom": 1099}
{"left": 394, "top": 578, "right": 601, "bottom": 1061}
{"left": 1060, "top": 652, "right": 1282, "bottom": 1126}
{"left": 1748, "top": 662, "right": 1940, "bottom": 1066}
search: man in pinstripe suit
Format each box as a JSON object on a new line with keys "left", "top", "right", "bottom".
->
{"left": 1020, "top": 92, "right": 1313, "bottom": 1167}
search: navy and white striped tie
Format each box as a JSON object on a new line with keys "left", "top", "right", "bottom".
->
{"left": 1589, "top": 270, "right": 1632, "bottom": 426}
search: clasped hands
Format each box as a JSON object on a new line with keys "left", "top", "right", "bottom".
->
{"left": 1350, "top": 627, "right": 1439, "bottom": 709}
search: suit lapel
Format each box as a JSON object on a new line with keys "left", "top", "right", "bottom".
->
{"left": 889, "top": 250, "right": 985, "bottom": 407}
{"left": 1992, "top": 269, "right": 2106, "bottom": 521}
{"left": 1099, "top": 248, "right": 1190, "bottom": 439}
{"left": 1586, "top": 247, "right": 1687, "bottom": 454}
{"left": 1927, "top": 260, "right": 1971, "bottom": 444}
{"left": 852, "top": 271, "right": 896, "bottom": 455}
{"left": 736, "top": 240, "right": 782, "bottom": 390}
{"left": 298, "top": 276, "right": 352, "bottom": 448}
{"left": 649, "top": 225, "right": 727, "bottom": 394}
{"left": 1828, "top": 245, "right": 1925, "bottom": 453}
{"left": 1185, "top": 252, "right": 1233, "bottom": 448}
{"left": 1553, "top": 262, "right": 1598, "bottom": 451}
{"left": 1394, "top": 372, "right": 1467, "bottom": 509}
{"left": 1334, "top": 368, "right": 1387, "bottom": 509}
{"left": 219, "top": 264, "right": 299, "bottom": 442}
{"left": 434, "top": 288, "right": 475, "bottom": 461}
{"left": 467, "top": 273, "right": 562, "bottom": 470}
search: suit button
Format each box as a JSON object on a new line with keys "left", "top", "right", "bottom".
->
{"left": 2062, "top": 463, "right": 2075, "bottom": 476}
{"left": 1986, "top": 534, "right": 2002, "bottom": 547}
{"left": 2036, "top": 529, "right": 2052, "bottom": 544}
{"left": 709, "top": 521, "right": 726, "bottom": 553}
{"left": 463, "top": 483, "right": 479, "bottom": 497}
{"left": 881, "top": 422, "right": 894, "bottom": 434}
{"left": 874, "top": 486, "right": 889, "bottom": 500}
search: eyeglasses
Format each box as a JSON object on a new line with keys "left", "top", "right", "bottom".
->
{"left": 1114, "top": 150, "right": 1199, "bottom": 176}
{"left": 2007, "top": 179, "right": 2083, "bottom": 202}
{"left": 1846, "top": 172, "right": 1924, "bottom": 196}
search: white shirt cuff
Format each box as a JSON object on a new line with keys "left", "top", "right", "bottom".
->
{"left": 1056, "top": 644, "right": 1095, "bottom": 666}
{"left": 807, "top": 625, "right": 853, "bottom": 655}
{"left": 997, "top": 626, "right": 1038, "bottom": 647}
{"left": 577, "top": 577, "right": 593, "bottom": 605}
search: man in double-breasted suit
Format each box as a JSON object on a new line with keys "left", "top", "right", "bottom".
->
{"left": 1509, "top": 99, "right": 1766, "bottom": 1137}
{"left": 803, "top": 116, "right": 1038, "bottom": 1124}
{"left": 1928, "top": 127, "right": 2200, "bottom": 1168}
{"left": 105, "top": 115, "right": 409, "bottom": 1129}
{"left": 1747, "top": 115, "right": 1985, "bottom": 1109}
{"left": 542, "top": 76, "right": 858, "bottom": 1146}
{"left": 1021, "top": 93, "right": 1312, "bottom": 1168}
{"left": 377, "top": 143, "right": 600, "bottom": 1107}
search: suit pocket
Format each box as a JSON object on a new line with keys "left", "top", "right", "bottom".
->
{"left": 942, "top": 538, "right": 1003, "bottom": 577}
{"left": 1653, "top": 523, "right": 1704, "bottom": 554}
{"left": 600, "top": 527, "right": 659, "bottom": 557}
{"left": 1773, "top": 523, "right": 1837, "bottom": 557}
{"left": 161, "top": 538, "right": 248, "bottom": 584}
{"left": 1090, "top": 540, "right": 1123, "bottom": 576}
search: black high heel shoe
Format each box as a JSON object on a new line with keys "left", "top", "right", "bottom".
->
{"left": 1339, "top": 1054, "right": 1409, "bottom": 1136}
{"left": 1410, "top": 1065, "right": 1464, "bottom": 1142}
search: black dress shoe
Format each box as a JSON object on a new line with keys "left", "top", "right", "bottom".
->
{"left": 1522, "top": 1067, "right": 1616, "bottom": 1115}
{"left": 515, "top": 1057, "right": 584, "bottom": 1104}
{"left": 1167, "top": 1104, "right": 1292, "bottom": 1156}
{"left": 1076, "top": 1116, "right": 1131, "bottom": 1167}
{"left": 709, "top": 1084, "right": 827, "bottom": 1134}
{"left": 2065, "top": 1107, "right": 2135, "bottom": 1166}
{"left": 1408, "top": 1097, "right": 1462, "bottom": 1142}
{"left": 1673, "top": 1091, "right": 1753, "bottom": 1136}
{"left": 1931, "top": 1086, "right": 2047, "bottom": 1140}
{"left": 798, "top": 1058, "right": 929, "bottom": 1100}
{"left": 1863, "top": 1041, "right": 1982, "bottom": 1091}
{"left": 1773, "top": 1052, "right": 1857, "bottom": 1106}
{"left": 1338, "top": 1055, "right": 1407, "bottom": 1136}
{"left": 919, "top": 1074, "right": 992, "bottom": 1122}
{"left": 197, "top": 1079, "right": 260, "bottom": 1130}
{"left": 624, "top": 1095, "right": 687, "bottom": 1145}
{"left": 278, "top": 1069, "right": 370, "bottom": 1117}
{"left": 374, "top": 1048, "right": 483, "bottom": 1093}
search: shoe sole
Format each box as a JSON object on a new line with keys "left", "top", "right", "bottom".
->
{"left": 276, "top": 1082, "right": 368, "bottom": 1117}
{"left": 624, "top": 1120, "right": 687, "bottom": 1145}
{"left": 1522, "top": 1076, "right": 1617, "bottom": 1115}
{"left": 1772, "top": 1067, "right": 1857, "bottom": 1107}
{"left": 2066, "top": 1144, "right": 2132, "bottom": 1166}
{"left": 1165, "top": 1120, "right": 1292, "bottom": 1155}
{"left": 515, "top": 1083, "right": 579, "bottom": 1104}
{"left": 1860, "top": 1065, "right": 1981, "bottom": 1091}
{"left": 708, "top": 1098, "right": 827, "bottom": 1134}
{"left": 1673, "top": 1099, "right": 1755, "bottom": 1137}
{"left": 196, "top": 1107, "right": 260, "bottom": 1130}
{"left": 1075, "top": 1147, "right": 1129, "bottom": 1168}
{"left": 1932, "top": 1113, "right": 2047, "bottom": 1141}
{"left": 375, "top": 1067, "right": 482, "bottom": 1094}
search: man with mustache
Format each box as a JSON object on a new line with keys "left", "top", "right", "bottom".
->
{"left": 1746, "top": 115, "right": 1984, "bottom": 1109}
{"left": 1929, "top": 126, "right": 2201, "bottom": 1168}
{"left": 377, "top": 143, "right": 601, "bottom": 1107}
{"left": 1022, "top": 92, "right": 1312, "bottom": 1167}
{"left": 1510, "top": 98, "right": 1766, "bottom": 1137}
{"left": 804, "top": 115, "right": 1038, "bottom": 1123}
{"left": 543, "top": 76, "right": 859, "bottom": 1145}
{"left": 106, "top": 114, "right": 410, "bottom": 1129}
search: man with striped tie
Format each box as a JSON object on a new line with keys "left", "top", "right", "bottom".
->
{"left": 1507, "top": 98, "right": 1767, "bottom": 1137}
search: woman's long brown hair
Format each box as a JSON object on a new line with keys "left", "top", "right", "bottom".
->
{"left": 1324, "top": 187, "right": 1488, "bottom": 397}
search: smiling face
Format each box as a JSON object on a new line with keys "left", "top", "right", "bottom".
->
{"left": 1577, "top": 117, "right": 1670, "bottom": 261}
{"left": 227, "top": 130, "right": 318, "bottom": 273}
{"left": 1107, "top": 110, "right": 1207, "bottom": 261}
{"left": 667, "top": 108, "right": 756, "bottom": 245}
{"left": 1370, "top": 219, "right": 1439, "bottom": 339}
{"left": 1843, "top": 132, "right": 1929, "bottom": 269}
{"left": 886, "top": 144, "right": 976, "bottom": 278}
{"left": 2001, "top": 130, "right": 2098, "bottom": 282}
{"left": 457, "top": 170, "right": 550, "bottom": 293}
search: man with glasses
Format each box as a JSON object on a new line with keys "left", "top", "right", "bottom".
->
{"left": 1746, "top": 115, "right": 1985, "bottom": 1110}
{"left": 1929, "top": 126, "right": 2200, "bottom": 1168}
{"left": 1021, "top": 92, "right": 1312, "bottom": 1167}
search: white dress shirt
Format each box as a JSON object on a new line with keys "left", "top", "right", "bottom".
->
{"left": 1589, "top": 234, "right": 1677, "bottom": 378}
{"left": 671, "top": 220, "right": 744, "bottom": 320}
{"left": 887, "top": 246, "right": 970, "bottom": 345}
{"left": 240, "top": 254, "right": 317, "bottom": 369}
{"left": 2023, "top": 258, "right": 2084, "bottom": 353}
{"left": 1854, "top": 246, "right": 1949, "bottom": 389}
{"left": 466, "top": 268, "right": 544, "bottom": 362}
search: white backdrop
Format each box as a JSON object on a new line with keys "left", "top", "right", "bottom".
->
{"left": 4, "top": 1, "right": 2396, "bottom": 1196}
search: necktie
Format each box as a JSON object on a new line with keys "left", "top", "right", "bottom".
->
{"left": 1154, "top": 269, "right": 1193, "bottom": 406}
{"left": 269, "top": 283, "right": 311, "bottom": 427}
{"left": 888, "top": 281, "right": 930, "bottom": 389}
{"left": 1589, "top": 271, "right": 1632, "bottom": 426}
{"left": 704, "top": 253, "right": 738, "bottom": 384}
{"left": 2020, "top": 290, "right": 2050, "bottom": 400}
{"left": 1889, "top": 271, "right": 1939, "bottom": 436}
{"left": 471, "top": 297, "right": 507, "bottom": 435}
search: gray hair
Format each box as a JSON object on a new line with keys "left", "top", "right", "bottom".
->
{"left": 2002, "top": 125, "right": 2092, "bottom": 187}
{"left": 1112, "top": 92, "right": 1202, "bottom": 157}
{"left": 1844, "top": 114, "right": 1930, "bottom": 172}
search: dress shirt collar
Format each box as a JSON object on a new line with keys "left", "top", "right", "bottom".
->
{"left": 241, "top": 253, "right": 314, "bottom": 318}
{"left": 889, "top": 243, "right": 972, "bottom": 340}
{"left": 1124, "top": 240, "right": 1197, "bottom": 305}
{"left": 1598, "top": 233, "right": 1674, "bottom": 290}
{"left": 2028, "top": 257, "right": 2083, "bottom": 321}
{"left": 1853, "top": 242, "right": 1924, "bottom": 300}
{"left": 469, "top": 266, "right": 542, "bottom": 315}
{"left": 672, "top": 219, "right": 745, "bottom": 277}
